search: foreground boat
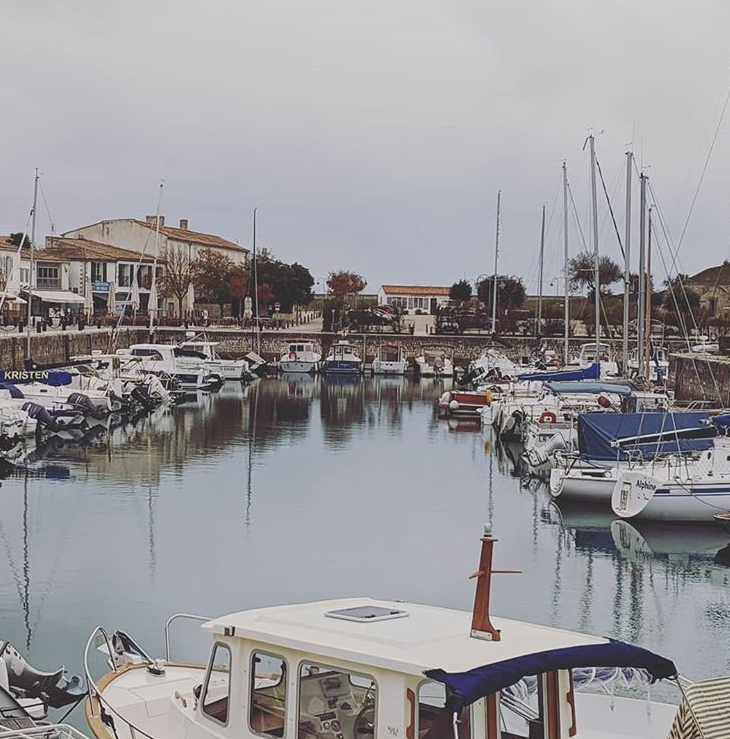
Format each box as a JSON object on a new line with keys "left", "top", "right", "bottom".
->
{"left": 82, "top": 530, "right": 715, "bottom": 739}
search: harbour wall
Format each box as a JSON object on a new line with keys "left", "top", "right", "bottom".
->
{"left": 0, "top": 327, "right": 146, "bottom": 370}
{"left": 670, "top": 353, "right": 730, "bottom": 406}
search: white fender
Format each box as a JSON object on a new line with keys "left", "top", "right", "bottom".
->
{"left": 611, "top": 470, "right": 660, "bottom": 518}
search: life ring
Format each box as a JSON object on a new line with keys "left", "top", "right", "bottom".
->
{"left": 539, "top": 411, "right": 557, "bottom": 424}
{"left": 288, "top": 351, "right": 296, "bottom": 360}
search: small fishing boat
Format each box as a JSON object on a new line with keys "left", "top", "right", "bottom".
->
{"left": 568, "top": 342, "right": 619, "bottom": 378}
{"left": 83, "top": 529, "right": 714, "bottom": 739}
{"left": 415, "top": 347, "right": 454, "bottom": 378}
{"left": 321, "top": 340, "right": 363, "bottom": 375}
{"left": 371, "top": 344, "right": 407, "bottom": 375}
{"left": 279, "top": 341, "right": 322, "bottom": 374}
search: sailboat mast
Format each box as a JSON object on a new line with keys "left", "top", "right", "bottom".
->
{"left": 25, "top": 168, "right": 38, "bottom": 362}
{"left": 623, "top": 150, "right": 632, "bottom": 374}
{"left": 588, "top": 134, "right": 600, "bottom": 343}
{"left": 562, "top": 162, "right": 569, "bottom": 364}
{"left": 490, "top": 190, "right": 501, "bottom": 335}
{"left": 644, "top": 206, "right": 653, "bottom": 378}
{"left": 148, "top": 183, "right": 163, "bottom": 338}
{"left": 537, "top": 204, "right": 545, "bottom": 335}
{"left": 637, "top": 173, "right": 647, "bottom": 379}
{"left": 252, "top": 207, "right": 260, "bottom": 355}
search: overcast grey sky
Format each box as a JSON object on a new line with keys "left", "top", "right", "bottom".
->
{"left": 2, "top": 0, "right": 730, "bottom": 293}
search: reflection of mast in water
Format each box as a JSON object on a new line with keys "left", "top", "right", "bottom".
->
{"left": 550, "top": 527, "right": 564, "bottom": 625}
{"left": 146, "top": 433, "right": 157, "bottom": 582}
{"left": 21, "top": 473, "right": 31, "bottom": 650}
{"left": 486, "top": 431, "right": 494, "bottom": 530}
{"left": 245, "top": 381, "right": 260, "bottom": 527}
{"left": 578, "top": 550, "right": 595, "bottom": 633}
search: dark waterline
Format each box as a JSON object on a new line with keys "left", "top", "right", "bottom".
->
{"left": 1, "top": 376, "right": 729, "bottom": 722}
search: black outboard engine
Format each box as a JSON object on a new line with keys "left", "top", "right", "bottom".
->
{"left": 67, "top": 392, "right": 107, "bottom": 420}
{"left": 130, "top": 385, "right": 158, "bottom": 410}
{"left": 21, "top": 402, "right": 60, "bottom": 432}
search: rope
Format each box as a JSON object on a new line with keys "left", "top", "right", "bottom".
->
{"left": 595, "top": 156, "right": 624, "bottom": 259}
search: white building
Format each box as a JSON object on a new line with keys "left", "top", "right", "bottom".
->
{"left": 377, "top": 285, "right": 450, "bottom": 314}
{"left": 63, "top": 216, "right": 249, "bottom": 267}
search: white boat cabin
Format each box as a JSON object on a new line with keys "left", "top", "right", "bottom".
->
{"left": 85, "top": 536, "right": 682, "bottom": 739}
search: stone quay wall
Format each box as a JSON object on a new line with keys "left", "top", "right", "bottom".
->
{"left": 0, "top": 327, "right": 146, "bottom": 370}
{"left": 670, "top": 353, "right": 730, "bottom": 406}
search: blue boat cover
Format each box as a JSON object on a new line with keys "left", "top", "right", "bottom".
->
{"left": 711, "top": 413, "right": 730, "bottom": 428}
{"left": 0, "top": 382, "right": 25, "bottom": 399}
{"left": 517, "top": 362, "right": 600, "bottom": 382}
{"left": 545, "top": 381, "right": 632, "bottom": 397}
{"left": 578, "top": 412, "right": 714, "bottom": 461}
{"left": 424, "top": 640, "right": 677, "bottom": 712}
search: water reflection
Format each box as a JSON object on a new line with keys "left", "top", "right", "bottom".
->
{"left": 0, "top": 376, "right": 729, "bottom": 703}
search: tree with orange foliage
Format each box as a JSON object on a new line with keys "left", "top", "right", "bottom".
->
{"left": 326, "top": 271, "right": 367, "bottom": 298}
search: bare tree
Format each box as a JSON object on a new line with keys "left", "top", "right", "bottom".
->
{"left": 158, "top": 247, "right": 193, "bottom": 318}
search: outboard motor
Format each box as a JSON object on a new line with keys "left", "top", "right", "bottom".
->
{"left": 21, "top": 402, "right": 60, "bottom": 432}
{"left": 130, "top": 385, "right": 157, "bottom": 410}
{"left": 67, "top": 392, "right": 107, "bottom": 420}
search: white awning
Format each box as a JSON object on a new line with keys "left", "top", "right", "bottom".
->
{"left": 26, "top": 289, "right": 86, "bottom": 304}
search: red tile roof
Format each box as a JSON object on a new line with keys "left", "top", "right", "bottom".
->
{"left": 45, "top": 236, "right": 156, "bottom": 263}
{"left": 135, "top": 220, "right": 248, "bottom": 253}
{"left": 380, "top": 285, "right": 450, "bottom": 296}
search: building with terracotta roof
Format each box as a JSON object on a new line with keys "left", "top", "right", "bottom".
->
{"left": 62, "top": 216, "right": 249, "bottom": 265}
{"left": 377, "top": 284, "right": 450, "bottom": 314}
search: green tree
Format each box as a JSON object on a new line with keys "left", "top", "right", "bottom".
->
{"left": 192, "top": 249, "right": 235, "bottom": 315}
{"left": 661, "top": 275, "right": 701, "bottom": 327}
{"left": 476, "top": 275, "right": 526, "bottom": 309}
{"left": 258, "top": 257, "right": 314, "bottom": 312}
{"left": 449, "top": 279, "right": 472, "bottom": 302}
{"left": 8, "top": 232, "right": 29, "bottom": 248}
{"left": 569, "top": 253, "right": 622, "bottom": 295}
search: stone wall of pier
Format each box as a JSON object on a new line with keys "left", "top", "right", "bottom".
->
{"left": 670, "top": 352, "right": 730, "bottom": 406}
{"left": 0, "top": 327, "right": 146, "bottom": 370}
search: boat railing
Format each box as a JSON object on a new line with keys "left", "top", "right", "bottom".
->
{"left": 83, "top": 626, "right": 157, "bottom": 739}
{"left": 164, "top": 613, "right": 211, "bottom": 662}
{"left": 0, "top": 724, "right": 93, "bottom": 739}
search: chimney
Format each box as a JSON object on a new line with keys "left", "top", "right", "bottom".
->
{"left": 145, "top": 215, "right": 165, "bottom": 227}
{"left": 179, "top": 219, "right": 188, "bottom": 230}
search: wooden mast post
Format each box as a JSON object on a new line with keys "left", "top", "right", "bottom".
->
{"left": 469, "top": 525, "right": 520, "bottom": 642}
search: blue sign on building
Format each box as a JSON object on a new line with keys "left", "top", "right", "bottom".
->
{"left": 92, "top": 281, "right": 110, "bottom": 292}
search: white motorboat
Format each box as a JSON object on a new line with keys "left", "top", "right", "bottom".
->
{"left": 321, "top": 340, "right": 363, "bottom": 375}
{"left": 371, "top": 344, "right": 408, "bottom": 375}
{"left": 568, "top": 342, "right": 619, "bottom": 378}
{"left": 82, "top": 530, "right": 708, "bottom": 739}
{"left": 279, "top": 341, "right": 322, "bottom": 374}
{"left": 415, "top": 348, "right": 454, "bottom": 378}
{"left": 125, "top": 344, "right": 223, "bottom": 391}
{"left": 180, "top": 340, "right": 250, "bottom": 381}
{"left": 626, "top": 346, "right": 669, "bottom": 383}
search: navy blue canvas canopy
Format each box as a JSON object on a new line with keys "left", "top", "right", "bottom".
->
{"left": 518, "top": 363, "right": 600, "bottom": 382}
{"left": 578, "top": 412, "right": 714, "bottom": 461}
{"left": 425, "top": 640, "right": 677, "bottom": 712}
{"left": 545, "top": 380, "right": 632, "bottom": 397}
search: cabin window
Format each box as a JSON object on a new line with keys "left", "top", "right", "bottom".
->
{"left": 417, "top": 681, "right": 471, "bottom": 739}
{"left": 201, "top": 643, "right": 231, "bottom": 725}
{"left": 297, "top": 661, "right": 377, "bottom": 739}
{"left": 250, "top": 651, "right": 288, "bottom": 737}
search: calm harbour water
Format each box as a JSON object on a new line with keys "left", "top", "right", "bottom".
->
{"left": 1, "top": 375, "right": 730, "bottom": 722}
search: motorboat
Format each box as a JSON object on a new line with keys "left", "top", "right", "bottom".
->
{"left": 691, "top": 335, "right": 719, "bottom": 354}
{"left": 279, "top": 341, "right": 322, "bottom": 374}
{"left": 321, "top": 340, "right": 363, "bottom": 375}
{"left": 568, "top": 342, "right": 619, "bottom": 378}
{"left": 179, "top": 339, "right": 250, "bottom": 381}
{"left": 125, "top": 344, "right": 224, "bottom": 391}
{"left": 371, "top": 344, "right": 408, "bottom": 375}
{"left": 437, "top": 387, "right": 497, "bottom": 417}
{"left": 82, "top": 530, "right": 715, "bottom": 739}
{"left": 458, "top": 349, "right": 522, "bottom": 388}
{"left": 0, "top": 638, "right": 85, "bottom": 728}
{"left": 415, "top": 348, "right": 454, "bottom": 378}
{"left": 626, "top": 346, "right": 670, "bottom": 383}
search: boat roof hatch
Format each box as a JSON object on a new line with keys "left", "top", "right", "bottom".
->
{"left": 325, "top": 605, "right": 408, "bottom": 623}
